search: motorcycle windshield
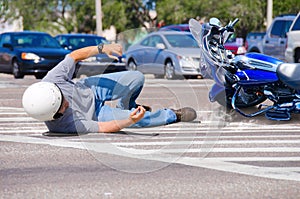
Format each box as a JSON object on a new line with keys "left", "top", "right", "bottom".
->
{"left": 189, "top": 18, "right": 224, "bottom": 84}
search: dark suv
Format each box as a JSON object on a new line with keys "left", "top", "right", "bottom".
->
{"left": 0, "top": 31, "right": 70, "bottom": 79}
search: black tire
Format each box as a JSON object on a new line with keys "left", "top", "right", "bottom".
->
{"left": 12, "top": 59, "right": 24, "bottom": 79}
{"left": 34, "top": 73, "right": 47, "bottom": 79}
{"left": 295, "top": 50, "right": 300, "bottom": 63}
{"left": 164, "top": 61, "right": 175, "bottom": 80}
{"left": 127, "top": 60, "right": 137, "bottom": 71}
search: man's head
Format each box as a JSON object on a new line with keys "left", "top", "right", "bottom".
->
{"left": 22, "top": 82, "right": 63, "bottom": 121}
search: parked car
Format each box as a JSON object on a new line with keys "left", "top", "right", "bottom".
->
{"left": 223, "top": 37, "right": 247, "bottom": 55}
{"left": 285, "top": 12, "right": 300, "bottom": 63}
{"left": 159, "top": 23, "right": 246, "bottom": 55}
{"left": 0, "top": 31, "right": 70, "bottom": 79}
{"left": 125, "top": 31, "right": 202, "bottom": 79}
{"left": 54, "top": 34, "right": 126, "bottom": 76}
{"left": 159, "top": 24, "right": 191, "bottom": 32}
{"left": 245, "top": 32, "right": 266, "bottom": 51}
{"left": 247, "top": 14, "right": 296, "bottom": 60}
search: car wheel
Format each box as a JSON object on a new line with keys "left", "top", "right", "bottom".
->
{"left": 12, "top": 59, "right": 24, "bottom": 79}
{"left": 35, "top": 73, "right": 47, "bottom": 79}
{"left": 165, "top": 61, "right": 175, "bottom": 80}
{"left": 128, "top": 60, "right": 137, "bottom": 71}
{"left": 295, "top": 50, "right": 300, "bottom": 63}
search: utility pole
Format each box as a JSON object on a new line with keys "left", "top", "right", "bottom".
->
{"left": 267, "top": 0, "right": 273, "bottom": 29}
{"left": 95, "top": 0, "right": 103, "bottom": 36}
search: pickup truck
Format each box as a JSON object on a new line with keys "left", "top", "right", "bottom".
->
{"left": 247, "top": 14, "right": 296, "bottom": 61}
{"left": 285, "top": 12, "right": 300, "bottom": 63}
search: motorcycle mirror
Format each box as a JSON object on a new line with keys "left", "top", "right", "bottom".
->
{"left": 209, "top": 18, "right": 221, "bottom": 28}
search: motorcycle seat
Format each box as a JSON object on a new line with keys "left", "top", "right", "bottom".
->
{"left": 277, "top": 63, "right": 300, "bottom": 90}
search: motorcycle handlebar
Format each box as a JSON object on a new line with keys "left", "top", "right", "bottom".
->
{"left": 225, "top": 18, "right": 239, "bottom": 32}
{"left": 216, "top": 18, "right": 239, "bottom": 33}
{"left": 230, "top": 18, "right": 239, "bottom": 27}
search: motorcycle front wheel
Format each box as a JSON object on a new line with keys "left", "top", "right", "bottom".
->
{"left": 215, "top": 88, "right": 267, "bottom": 109}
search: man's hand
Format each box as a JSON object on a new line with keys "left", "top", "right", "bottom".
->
{"left": 102, "top": 43, "right": 123, "bottom": 60}
{"left": 130, "top": 106, "right": 146, "bottom": 123}
{"left": 98, "top": 106, "right": 146, "bottom": 133}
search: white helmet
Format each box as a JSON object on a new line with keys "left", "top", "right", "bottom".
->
{"left": 22, "top": 82, "right": 63, "bottom": 121}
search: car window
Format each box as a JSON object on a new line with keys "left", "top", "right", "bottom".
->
{"left": 141, "top": 37, "right": 150, "bottom": 46}
{"left": 271, "top": 20, "right": 293, "bottom": 38}
{"left": 140, "top": 35, "right": 164, "bottom": 47}
{"left": 149, "top": 35, "right": 164, "bottom": 47}
{"left": 0, "top": 34, "right": 11, "bottom": 46}
{"left": 165, "top": 34, "right": 198, "bottom": 48}
{"left": 283, "top": 21, "right": 293, "bottom": 37}
{"left": 66, "top": 36, "right": 109, "bottom": 50}
{"left": 12, "top": 34, "right": 61, "bottom": 48}
{"left": 291, "top": 15, "right": 300, "bottom": 31}
{"left": 270, "top": 21, "right": 284, "bottom": 38}
{"left": 56, "top": 36, "right": 68, "bottom": 46}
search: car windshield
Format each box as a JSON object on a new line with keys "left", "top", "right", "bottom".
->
{"left": 12, "top": 34, "right": 61, "bottom": 48}
{"left": 165, "top": 34, "right": 198, "bottom": 48}
{"left": 68, "top": 36, "right": 109, "bottom": 50}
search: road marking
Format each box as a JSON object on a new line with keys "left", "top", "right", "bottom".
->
{"left": 112, "top": 139, "right": 300, "bottom": 146}
{"left": 1, "top": 106, "right": 300, "bottom": 182}
{"left": 0, "top": 134, "right": 300, "bottom": 182}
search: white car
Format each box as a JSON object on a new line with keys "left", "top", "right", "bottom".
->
{"left": 285, "top": 12, "right": 300, "bottom": 63}
{"left": 125, "top": 31, "right": 202, "bottom": 79}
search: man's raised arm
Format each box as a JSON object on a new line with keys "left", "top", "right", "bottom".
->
{"left": 69, "top": 43, "right": 123, "bottom": 62}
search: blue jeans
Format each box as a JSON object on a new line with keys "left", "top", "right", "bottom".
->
{"left": 80, "top": 71, "right": 177, "bottom": 127}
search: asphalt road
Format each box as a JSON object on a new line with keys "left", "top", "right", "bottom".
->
{"left": 1, "top": 73, "right": 300, "bottom": 199}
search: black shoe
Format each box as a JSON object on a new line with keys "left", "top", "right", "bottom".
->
{"left": 171, "top": 107, "right": 197, "bottom": 122}
{"left": 136, "top": 104, "right": 152, "bottom": 112}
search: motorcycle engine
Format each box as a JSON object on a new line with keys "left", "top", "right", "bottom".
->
{"left": 263, "top": 84, "right": 296, "bottom": 103}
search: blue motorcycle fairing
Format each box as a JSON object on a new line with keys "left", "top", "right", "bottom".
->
{"left": 245, "top": 53, "right": 283, "bottom": 65}
{"left": 236, "top": 69, "right": 279, "bottom": 86}
{"left": 209, "top": 83, "right": 226, "bottom": 102}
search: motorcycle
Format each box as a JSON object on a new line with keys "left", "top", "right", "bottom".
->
{"left": 189, "top": 17, "right": 300, "bottom": 121}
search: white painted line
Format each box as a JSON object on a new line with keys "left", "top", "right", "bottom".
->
{"left": 113, "top": 139, "right": 300, "bottom": 146}
{"left": 0, "top": 117, "right": 39, "bottom": 122}
{"left": 125, "top": 128, "right": 300, "bottom": 134}
{"left": 0, "top": 129, "right": 47, "bottom": 133}
{"left": 176, "top": 157, "right": 300, "bottom": 182}
{"left": 70, "top": 134, "right": 300, "bottom": 142}
{"left": 118, "top": 146, "right": 300, "bottom": 153}
{"left": 0, "top": 113, "right": 27, "bottom": 115}
{"left": 144, "top": 84, "right": 208, "bottom": 88}
{"left": 202, "top": 157, "right": 300, "bottom": 162}
{"left": 0, "top": 107, "right": 24, "bottom": 111}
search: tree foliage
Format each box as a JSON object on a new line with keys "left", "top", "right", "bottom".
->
{"left": 1, "top": 0, "right": 299, "bottom": 38}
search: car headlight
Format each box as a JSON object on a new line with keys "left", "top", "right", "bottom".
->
{"left": 178, "top": 55, "right": 193, "bottom": 62}
{"left": 21, "top": 52, "right": 40, "bottom": 61}
{"left": 178, "top": 55, "right": 198, "bottom": 68}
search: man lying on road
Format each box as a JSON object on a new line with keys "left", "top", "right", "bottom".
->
{"left": 22, "top": 43, "right": 197, "bottom": 134}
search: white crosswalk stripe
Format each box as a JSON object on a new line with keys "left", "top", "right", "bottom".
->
{"left": 1, "top": 106, "right": 300, "bottom": 181}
